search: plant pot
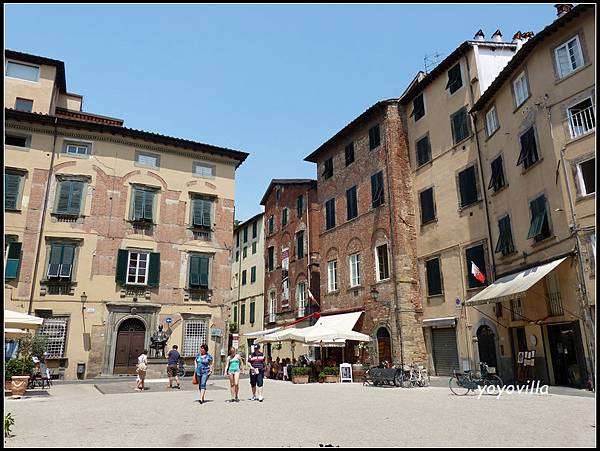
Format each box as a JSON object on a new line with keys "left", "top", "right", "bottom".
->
{"left": 352, "top": 365, "right": 366, "bottom": 382}
{"left": 292, "top": 375, "right": 309, "bottom": 384}
{"left": 324, "top": 375, "right": 338, "bottom": 383}
{"left": 11, "top": 375, "right": 30, "bottom": 396}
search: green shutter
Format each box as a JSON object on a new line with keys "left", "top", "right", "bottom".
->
{"left": 5, "top": 242, "right": 22, "bottom": 279}
{"left": 251, "top": 266, "right": 256, "bottom": 283}
{"left": 60, "top": 245, "right": 75, "bottom": 278}
{"left": 192, "top": 199, "right": 202, "bottom": 226}
{"left": 116, "top": 249, "right": 128, "bottom": 284}
{"left": 250, "top": 302, "right": 255, "bottom": 323}
{"left": 189, "top": 256, "right": 200, "bottom": 287}
{"left": 47, "top": 244, "right": 63, "bottom": 278}
{"left": 147, "top": 252, "right": 160, "bottom": 287}
{"left": 143, "top": 190, "right": 154, "bottom": 220}
{"left": 199, "top": 256, "right": 209, "bottom": 287}
{"left": 233, "top": 305, "right": 238, "bottom": 324}
{"left": 202, "top": 199, "right": 211, "bottom": 226}
{"left": 56, "top": 181, "right": 72, "bottom": 214}
{"left": 241, "top": 304, "right": 246, "bottom": 325}
{"left": 133, "top": 189, "right": 145, "bottom": 220}
{"left": 527, "top": 197, "right": 546, "bottom": 239}
{"left": 68, "top": 181, "right": 84, "bottom": 215}
{"left": 5, "top": 174, "right": 22, "bottom": 209}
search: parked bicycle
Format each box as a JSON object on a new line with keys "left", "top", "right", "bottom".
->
{"left": 176, "top": 357, "right": 185, "bottom": 378}
{"left": 449, "top": 362, "right": 503, "bottom": 395}
{"left": 406, "top": 364, "right": 430, "bottom": 388}
{"left": 364, "top": 362, "right": 429, "bottom": 388}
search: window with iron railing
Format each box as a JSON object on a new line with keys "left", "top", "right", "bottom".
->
{"left": 567, "top": 99, "right": 595, "bottom": 139}
{"left": 546, "top": 273, "right": 564, "bottom": 317}
{"left": 38, "top": 317, "right": 68, "bottom": 358}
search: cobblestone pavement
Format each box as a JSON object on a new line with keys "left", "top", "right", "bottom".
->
{"left": 4, "top": 378, "right": 596, "bottom": 447}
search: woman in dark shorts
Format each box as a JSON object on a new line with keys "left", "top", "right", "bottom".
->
{"left": 194, "top": 344, "right": 213, "bottom": 404}
{"left": 247, "top": 344, "right": 265, "bottom": 402}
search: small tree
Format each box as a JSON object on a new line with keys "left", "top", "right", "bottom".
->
{"left": 18, "top": 334, "right": 48, "bottom": 360}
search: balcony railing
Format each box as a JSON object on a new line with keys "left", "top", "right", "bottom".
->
{"left": 568, "top": 105, "right": 596, "bottom": 139}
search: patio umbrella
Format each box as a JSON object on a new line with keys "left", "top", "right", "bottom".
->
{"left": 4, "top": 310, "right": 44, "bottom": 330}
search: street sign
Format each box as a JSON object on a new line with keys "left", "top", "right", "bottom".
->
{"left": 211, "top": 328, "right": 222, "bottom": 337}
{"left": 233, "top": 333, "right": 239, "bottom": 349}
{"left": 455, "top": 298, "right": 463, "bottom": 309}
{"left": 165, "top": 317, "right": 173, "bottom": 325}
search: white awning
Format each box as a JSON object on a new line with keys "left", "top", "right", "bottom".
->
{"left": 422, "top": 317, "right": 457, "bottom": 328}
{"left": 242, "top": 327, "right": 282, "bottom": 338}
{"left": 465, "top": 257, "right": 568, "bottom": 306}
{"left": 4, "top": 310, "right": 44, "bottom": 330}
{"left": 5, "top": 328, "right": 32, "bottom": 339}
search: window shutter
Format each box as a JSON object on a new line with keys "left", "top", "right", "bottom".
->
{"left": 202, "top": 199, "right": 212, "bottom": 226}
{"left": 426, "top": 258, "right": 442, "bottom": 296}
{"left": 115, "top": 249, "right": 128, "bottom": 284}
{"left": 5, "top": 242, "right": 22, "bottom": 279}
{"left": 68, "top": 181, "right": 84, "bottom": 215}
{"left": 420, "top": 188, "right": 435, "bottom": 223}
{"left": 143, "top": 190, "right": 154, "bottom": 220}
{"left": 56, "top": 181, "right": 72, "bottom": 214}
{"left": 5, "top": 174, "right": 21, "bottom": 209}
{"left": 192, "top": 199, "right": 202, "bottom": 226}
{"left": 199, "top": 256, "right": 209, "bottom": 287}
{"left": 250, "top": 302, "right": 256, "bottom": 323}
{"left": 59, "top": 245, "right": 75, "bottom": 278}
{"left": 133, "top": 189, "right": 145, "bottom": 220}
{"left": 148, "top": 252, "right": 160, "bottom": 287}
{"left": 188, "top": 256, "right": 200, "bottom": 287}
{"left": 47, "top": 245, "right": 63, "bottom": 278}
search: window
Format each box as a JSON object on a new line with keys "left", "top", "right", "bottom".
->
{"left": 527, "top": 195, "right": 551, "bottom": 241}
{"left": 243, "top": 247, "right": 247, "bottom": 259}
{"left": 38, "top": 317, "right": 68, "bottom": 358}
{"left": 5, "top": 171, "right": 24, "bottom": 210}
{"left": 233, "top": 305, "right": 238, "bottom": 324}
{"left": 325, "top": 198, "right": 336, "bottom": 230}
{"left": 183, "top": 320, "right": 208, "bottom": 357}
{"left": 416, "top": 135, "right": 431, "bottom": 167}
{"left": 485, "top": 106, "right": 500, "bottom": 137}
{"left": 371, "top": 171, "right": 385, "bottom": 208}
{"left": 495, "top": 216, "right": 515, "bottom": 256}
{"left": 546, "top": 272, "right": 564, "bottom": 317}
{"left": 375, "top": 244, "right": 390, "bottom": 281}
{"left": 510, "top": 298, "right": 524, "bottom": 321}
{"left": 296, "top": 231, "right": 305, "bottom": 259}
{"left": 488, "top": 156, "right": 506, "bottom": 192}
{"left": 451, "top": 107, "right": 471, "bottom": 144}
{"left": 251, "top": 266, "right": 256, "bottom": 284}
{"left": 47, "top": 243, "right": 76, "bottom": 280}
{"left": 269, "top": 291, "right": 277, "bottom": 322}
{"left": 236, "top": 232, "right": 240, "bottom": 248}
{"left": 243, "top": 226, "right": 248, "bottom": 243}
{"left": 127, "top": 251, "right": 149, "bottom": 285}
{"left": 345, "top": 142, "right": 355, "bottom": 166}
{"left": 297, "top": 282, "right": 306, "bottom": 318}
{"left": 410, "top": 94, "right": 425, "bottom": 122}
{"left": 188, "top": 255, "right": 210, "bottom": 288}
{"left": 369, "top": 124, "right": 381, "bottom": 150}
{"left": 446, "top": 63, "right": 463, "bottom": 94}
{"left": 349, "top": 254, "right": 361, "bottom": 287}
{"left": 135, "top": 152, "right": 159, "bottom": 168}
{"left": 282, "top": 208, "right": 288, "bottom": 226}
{"left": 495, "top": 302, "right": 503, "bottom": 318}
{"left": 235, "top": 250, "right": 239, "bottom": 262}
{"left": 517, "top": 127, "right": 540, "bottom": 169}
{"left": 328, "top": 260, "right": 338, "bottom": 292}
{"left": 555, "top": 35, "right": 584, "bottom": 78}
{"left": 296, "top": 195, "right": 304, "bottom": 218}
{"left": 5, "top": 134, "right": 29, "bottom": 147}
{"left": 5, "top": 241, "right": 22, "bottom": 279}
{"left": 116, "top": 250, "right": 159, "bottom": 287}
{"left": 587, "top": 234, "right": 596, "bottom": 276}
{"left": 577, "top": 157, "right": 595, "bottom": 196}
{"left": 64, "top": 142, "right": 90, "bottom": 156}
{"left": 276, "top": 188, "right": 281, "bottom": 201}
{"left": 268, "top": 216, "right": 274, "bottom": 234}
{"left": 425, "top": 258, "right": 442, "bottom": 296}
{"left": 191, "top": 197, "right": 212, "bottom": 228}
{"left": 252, "top": 242, "right": 257, "bottom": 254}
{"left": 346, "top": 186, "right": 358, "bottom": 220}
{"left": 458, "top": 165, "right": 479, "bottom": 208}
{"left": 131, "top": 187, "right": 156, "bottom": 221}
{"left": 323, "top": 158, "right": 333, "bottom": 179}
{"left": 250, "top": 301, "right": 256, "bottom": 323}
{"left": 419, "top": 187, "right": 436, "bottom": 224}
{"left": 252, "top": 221, "right": 258, "bottom": 238}
{"left": 242, "top": 270, "right": 247, "bottom": 285}
{"left": 6, "top": 62, "right": 40, "bottom": 82}
{"left": 568, "top": 98, "right": 596, "bottom": 139}
{"left": 465, "top": 244, "right": 487, "bottom": 288}
{"left": 267, "top": 246, "right": 275, "bottom": 272}
{"left": 55, "top": 180, "right": 85, "bottom": 216}
{"left": 193, "top": 163, "right": 215, "bottom": 177}
{"left": 241, "top": 304, "right": 246, "bottom": 325}
{"left": 14, "top": 98, "right": 33, "bottom": 112}
{"left": 513, "top": 71, "right": 529, "bottom": 107}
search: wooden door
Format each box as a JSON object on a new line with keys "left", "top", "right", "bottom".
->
{"left": 113, "top": 318, "right": 146, "bottom": 374}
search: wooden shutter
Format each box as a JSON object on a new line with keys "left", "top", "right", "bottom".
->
{"left": 199, "top": 256, "right": 209, "bottom": 287}
{"left": 56, "top": 181, "right": 72, "bottom": 214}
{"left": 115, "top": 249, "right": 128, "bottom": 284}
{"left": 69, "top": 181, "right": 84, "bottom": 215}
{"left": 189, "top": 256, "right": 200, "bottom": 287}
{"left": 5, "top": 242, "right": 22, "bottom": 279}
{"left": 143, "top": 190, "right": 154, "bottom": 220}
{"left": 147, "top": 252, "right": 160, "bottom": 287}
{"left": 59, "top": 245, "right": 75, "bottom": 279}
{"left": 5, "top": 173, "right": 22, "bottom": 209}
{"left": 202, "top": 199, "right": 212, "bottom": 226}
{"left": 426, "top": 258, "right": 442, "bottom": 296}
{"left": 250, "top": 302, "right": 255, "bottom": 323}
{"left": 251, "top": 266, "right": 256, "bottom": 283}
{"left": 47, "top": 244, "right": 63, "bottom": 278}
{"left": 133, "top": 189, "right": 145, "bottom": 220}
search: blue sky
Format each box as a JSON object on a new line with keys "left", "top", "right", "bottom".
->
{"left": 5, "top": 4, "right": 557, "bottom": 221}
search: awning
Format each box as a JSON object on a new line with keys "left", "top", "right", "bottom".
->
{"left": 465, "top": 257, "right": 568, "bottom": 306}
{"left": 422, "top": 317, "right": 457, "bottom": 328}
{"left": 242, "top": 327, "right": 282, "bottom": 338}
{"left": 5, "top": 328, "right": 32, "bottom": 339}
{"left": 4, "top": 310, "right": 44, "bottom": 330}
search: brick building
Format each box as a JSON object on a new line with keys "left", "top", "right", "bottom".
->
{"left": 260, "top": 179, "right": 320, "bottom": 360}
{"left": 4, "top": 50, "right": 248, "bottom": 378}
{"left": 304, "top": 101, "right": 427, "bottom": 367}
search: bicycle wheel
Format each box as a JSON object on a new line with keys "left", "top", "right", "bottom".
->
{"left": 393, "top": 371, "right": 404, "bottom": 387}
{"left": 449, "top": 376, "right": 470, "bottom": 395}
{"left": 484, "top": 375, "right": 503, "bottom": 388}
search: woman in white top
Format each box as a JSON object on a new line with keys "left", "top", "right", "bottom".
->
{"left": 135, "top": 349, "right": 148, "bottom": 391}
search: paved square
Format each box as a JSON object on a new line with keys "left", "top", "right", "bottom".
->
{"left": 4, "top": 378, "right": 596, "bottom": 447}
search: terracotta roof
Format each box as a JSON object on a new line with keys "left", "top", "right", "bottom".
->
{"left": 5, "top": 108, "right": 249, "bottom": 168}
{"left": 5, "top": 49, "right": 67, "bottom": 93}
{"left": 55, "top": 108, "right": 124, "bottom": 127}
{"left": 471, "top": 4, "right": 592, "bottom": 113}
{"left": 259, "top": 179, "right": 316, "bottom": 206}
{"left": 304, "top": 99, "right": 398, "bottom": 163}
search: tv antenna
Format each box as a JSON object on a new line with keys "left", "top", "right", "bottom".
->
{"left": 424, "top": 51, "right": 443, "bottom": 74}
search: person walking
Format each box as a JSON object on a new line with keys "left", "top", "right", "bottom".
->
{"left": 224, "top": 347, "right": 244, "bottom": 402}
{"left": 248, "top": 343, "right": 266, "bottom": 402}
{"left": 166, "top": 345, "right": 181, "bottom": 389}
{"left": 135, "top": 349, "right": 148, "bottom": 391}
{"left": 194, "top": 344, "right": 213, "bottom": 404}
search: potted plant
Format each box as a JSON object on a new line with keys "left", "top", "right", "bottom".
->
{"left": 322, "top": 367, "right": 339, "bottom": 383}
{"left": 5, "top": 358, "right": 34, "bottom": 396}
{"left": 318, "top": 371, "right": 326, "bottom": 383}
{"left": 292, "top": 367, "right": 310, "bottom": 384}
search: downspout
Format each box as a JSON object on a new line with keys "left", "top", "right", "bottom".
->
{"left": 28, "top": 117, "right": 59, "bottom": 315}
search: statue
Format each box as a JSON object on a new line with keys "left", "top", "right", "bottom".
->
{"left": 149, "top": 325, "right": 169, "bottom": 358}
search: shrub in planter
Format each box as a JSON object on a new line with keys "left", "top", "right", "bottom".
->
{"left": 322, "top": 367, "right": 339, "bottom": 375}
{"left": 5, "top": 412, "right": 15, "bottom": 438}
{"left": 291, "top": 366, "right": 310, "bottom": 384}
{"left": 5, "top": 358, "right": 34, "bottom": 381}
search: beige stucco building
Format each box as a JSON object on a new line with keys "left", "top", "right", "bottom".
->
{"left": 4, "top": 50, "right": 248, "bottom": 378}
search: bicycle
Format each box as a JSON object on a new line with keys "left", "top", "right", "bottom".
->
{"left": 448, "top": 362, "right": 503, "bottom": 396}
{"left": 407, "top": 364, "right": 430, "bottom": 387}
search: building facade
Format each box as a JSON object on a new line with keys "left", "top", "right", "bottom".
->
{"left": 304, "top": 101, "right": 427, "bottom": 367}
{"left": 4, "top": 50, "right": 248, "bottom": 378}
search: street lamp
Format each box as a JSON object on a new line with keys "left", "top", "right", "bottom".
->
{"left": 80, "top": 292, "right": 88, "bottom": 311}
{"left": 370, "top": 287, "right": 379, "bottom": 301}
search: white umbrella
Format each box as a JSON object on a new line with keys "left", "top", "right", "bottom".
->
{"left": 4, "top": 310, "right": 44, "bottom": 330}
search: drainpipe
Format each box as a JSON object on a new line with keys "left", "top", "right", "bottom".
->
{"left": 28, "top": 117, "right": 59, "bottom": 315}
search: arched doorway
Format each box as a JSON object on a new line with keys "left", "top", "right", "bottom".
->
{"left": 113, "top": 317, "right": 146, "bottom": 375}
{"left": 477, "top": 325, "right": 498, "bottom": 370}
{"left": 376, "top": 327, "right": 392, "bottom": 365}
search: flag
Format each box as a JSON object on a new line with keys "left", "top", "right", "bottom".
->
{"left": 471, "top": 262, "right": 486, "bottom": 284}
{"left": 308, "top": 288, "right": 317, "bottom": 305}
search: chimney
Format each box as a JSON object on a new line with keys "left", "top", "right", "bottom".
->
{"left": 474, "top": 29, "right": 485, "bottom": 41}
{"left": 512, "top": 31, "right": 524, "bottom": 51}
{"left": 491, "top": 29, "right": 503, "bottom": 43}
{"left": 554, "top": 4, "right": 573, "bottom": 17}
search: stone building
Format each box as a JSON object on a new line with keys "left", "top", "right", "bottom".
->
{"left": 4, "top": 50, "right": 248, "bottom": 379}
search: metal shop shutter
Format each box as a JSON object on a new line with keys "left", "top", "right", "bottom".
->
{"left": 431, "top": 327, "right": 459, "bottom": 376}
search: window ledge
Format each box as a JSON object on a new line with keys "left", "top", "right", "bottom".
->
{"left": 62, "top": 153, "right": 90, "bottom": 159}
{"left": 426, "top": 294, "right": 444, "bottom": 300}
{"left": 490, "top": 185, "right": 509, "bottom": 197}
{"left": 458, "top": 199, "right": 483, "bottom": 213}
{"left": 554, "top": 62, "right": 592, "bottom": 86}
{"left": 416, "top": 160, "right": 433, "bottom": 171}
{"left": 452, "top": 134, "right": 474, "bottom": 149}
{"left": 5, "top": 208, "right": 22, "bottom": 213}
{"left": 575, "top": 192, "right": 595, "bottom": 203}
{"left": 497, "top": 250, "right": 519, "bottom": 259}
{"left": 484, "top": 127, "right": 501, "bottom": 142}
{"left": 327, "top": 290, "right": 340, "bottom": 295}
{"left": 512, "top": 94, "right": 531, "bottom": 114}
{"left": 421, "top": 218, "right": 438, "bottom": 228}
{"left": 347, "top": 285, "right": 363, "bottom": 292}
{"left": 530, "top": 235, "right": 556, "bottom": 248}
{"left": 521, "top": 157, "right": 544, "bottom": 175}
{"left": 6, "top": 145, "right": 30, "bottom": 152}
{"left": 566, "top": 129, "right": 595, "bottom": 145}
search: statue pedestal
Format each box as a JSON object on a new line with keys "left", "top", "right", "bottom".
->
{"left": 146, "top": 358, "right": 168, "bottom": 379}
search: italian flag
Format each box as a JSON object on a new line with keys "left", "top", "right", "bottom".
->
{"left": 471, "top": 262, "right": 486, "bottom": 284}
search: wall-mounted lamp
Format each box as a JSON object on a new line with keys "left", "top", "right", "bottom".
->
{"left": 80, "top": 292, "right": 88, "bottom": 311}
{"left": 370, "top": 287, "right": 380, "bottom": 301}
